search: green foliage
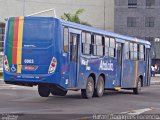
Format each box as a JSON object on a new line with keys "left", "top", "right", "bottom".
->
{"left": 61, "top": 9, "right": 91, "bottom": 26}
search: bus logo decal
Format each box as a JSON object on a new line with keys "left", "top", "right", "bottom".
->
{"left": 99, "top": 60, "right": 114, "bottom": 71}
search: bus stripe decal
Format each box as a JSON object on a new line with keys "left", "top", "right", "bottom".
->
{"left": 8, "top": 18, "right": 15, "bottom": 65}
{"left": 17, "top": 16, "right": 24, "bottom": 73}
{"left": 12, "top": 17, "right": 19, "bottom": 64}
{"left": 134, "top": 61, "right": 138, "bottom": 87}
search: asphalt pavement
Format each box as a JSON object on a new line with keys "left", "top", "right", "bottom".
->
{"left": 0, "top": 76, "right": 160, "bottom": 120}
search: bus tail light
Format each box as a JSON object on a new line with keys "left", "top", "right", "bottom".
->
{"left": 4, "top": 55, "right": 10, "bottom": 72}
{"left": 48, "top": 57, "right": 57, "bottom": 74}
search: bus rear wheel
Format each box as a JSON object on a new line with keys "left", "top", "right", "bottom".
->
{"left": 94, "top": 76, "right": 104, "bottom": 97}
{"left": 133, "top": 77, "right": 142, "bottom": 94}
{"left": 81, "top": 76, "right": 94, "bottom": 99}
{"left": 50, "top": 87, "right": 67, "bottom": 96}
{"left": 38, "top": 84, "right": 50, "bottom": 97}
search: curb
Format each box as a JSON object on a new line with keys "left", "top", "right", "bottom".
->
{"left": 150, "top": 81, "right": 160, "bottom": 85}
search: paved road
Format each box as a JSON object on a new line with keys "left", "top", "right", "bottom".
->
{"left": 0, "top": 84, "right": 160, "bottom": 120}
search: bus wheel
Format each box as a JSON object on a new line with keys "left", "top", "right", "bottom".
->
{"left": 133, "top": 77, "right": 142, "bottom": 94}
{"left": 50, "top": 88, "right": 67, "bottom": 96}
{"left": 94, "top": 76, "right": 104, "bottom": 97}
{"left": 38, "top": 84, "right": 50, "bottom": 97}
{"left": 81, "top": 76, "right": 94, "bottom": 99}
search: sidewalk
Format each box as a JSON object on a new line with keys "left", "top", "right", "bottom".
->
{"left": 151, "top": 74, "right": 160, "bottom": 85}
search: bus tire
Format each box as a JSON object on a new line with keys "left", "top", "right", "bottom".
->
{"left": 133, "top": 77, "right": 142, "bottom": 95}
{"left": 38, "top": 84, "right": 50, "bottom": 97}
{"left": 94, "top": 76, "right": 104, "bottom": 97}
{"left": 51, "top": 88, "right": 67, "bottom": 96}
{"left": 81, "top": 76, "right": 94, "bottom": 99}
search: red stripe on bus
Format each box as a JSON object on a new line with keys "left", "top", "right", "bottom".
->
{"left": 12, "top": 17, "right": 19, "bottom": 64}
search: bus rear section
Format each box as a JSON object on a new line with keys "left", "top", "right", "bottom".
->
{"left": 3, "top": 17, "right": 67, "bottom": 97}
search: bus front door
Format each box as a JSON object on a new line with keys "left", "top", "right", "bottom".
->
{"left": 116, "top": 42, "right": 123, "bottom": 87}
{"left": 68, "top": 31, "right": 80, "bottom": 88}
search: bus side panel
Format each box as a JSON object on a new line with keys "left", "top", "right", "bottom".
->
{"left": 138, "top": 61, "right": 146, "bottom": 86}
{"left": 78, "top": 56, "right": 117, "bottom": 89}
{"left": 122, "top": 60, "right": 135, "bottom": 88}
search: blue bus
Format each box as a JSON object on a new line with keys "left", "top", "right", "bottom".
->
{"left": 3, "top": 16, "right": 151, "bottom": 99}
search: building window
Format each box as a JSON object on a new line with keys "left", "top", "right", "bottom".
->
{"left": 145, "top": 17, "right": 154, "bottom": 27}
{"left": 128, "top": 0, "right": 137, "bottom": 7}
{"left": 127, "top": 17, "right": 137, "bottom": 27}
{"left": 0, "top": 23, "right": 5, "bottom": 52}
{"left": 146, "top": 0, "right": 155, "bottom": 7}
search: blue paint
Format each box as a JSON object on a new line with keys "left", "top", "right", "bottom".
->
{"left": 3, "top": 17, "right": 151, "bottom": 91}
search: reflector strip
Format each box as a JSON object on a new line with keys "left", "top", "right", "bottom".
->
{"left": 17, "top": 16, "right": 24, "bottom": 73}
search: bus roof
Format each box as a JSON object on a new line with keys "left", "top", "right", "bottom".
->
{"left": 16, "top": 16, "right": 150, "bottom": 46}
{"left": 59, "top": 18, "right": 151, "bottom": 46}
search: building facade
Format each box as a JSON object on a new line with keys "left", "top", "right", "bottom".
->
{"left": 0, "top": 0, "right": 114, "bottom": 30}
{"left": 115, "top": 0, "right": 160, "bottom": 65}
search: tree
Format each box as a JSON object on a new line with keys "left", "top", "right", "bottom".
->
{"left": 61, "top": 9, "right": 91, "bottom": 26}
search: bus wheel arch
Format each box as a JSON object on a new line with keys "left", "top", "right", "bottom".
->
{"left": 133, "top": 76, "right": 142, "bottom": 95}
{"left": 93, "top": 73, "right": 105, "bottom": 97}
{"left": 139, "top": 75, "right": 143, "bottom": 87}
{"left": 81, "top": 73, "right": 96, "bottom": 99}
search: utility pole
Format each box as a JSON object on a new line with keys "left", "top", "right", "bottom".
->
{"left": 104, "top": 0, "right": 106, "bottom": 30}
{"left": 23, "top": 0, "right": 25, "bottom": 16}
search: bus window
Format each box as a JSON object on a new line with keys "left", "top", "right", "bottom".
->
{"left": 133, "top": 43, "right": 138, "bottom": 60}
{"left": 93, "top": 35, "right": 103, "bottom": 56}
{"left": 130, "top": 43, "right": 134, "bottom": 59}
{"left": 82, "top": 32, "right": 91, "bottom": 55}
{"left": 139, "top": 44, "right": 145, "bottom": 61}
{"left": 109, "top": 38, "right": 115, "bottom": 57}
{"left": 125, "top": 42, "right": 129, "bottom": 59}
{"left": 105, "top": 37, "right": 109, "bottom": 56}
{"left": 63, "top": 27, "right": 69, "bottom": 52}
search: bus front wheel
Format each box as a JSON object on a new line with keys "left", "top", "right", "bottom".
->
{"left": 133, "top": 77, "right": 142, "bottom": 94}
{"left": 81, "top": 76, "right": 94, "bottom": 99}
{"left": 94, "top": 76, "right": 104, "bottom": 97}
{"left": 38, "top": 84, "right": 50, "bottom": 97}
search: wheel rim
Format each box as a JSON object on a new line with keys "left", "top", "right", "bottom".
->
{"left": 87, "top": 80, "right": 94, "bottom": 95}
{"left": 98, "top": 79, "right": 103, "bottom": 94}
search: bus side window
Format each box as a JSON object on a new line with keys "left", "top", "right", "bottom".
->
{"left": 139, "top": 44, "right": 145, "bottom": 61}
{"left": 130, "top": 43, "right": 134, "bottom": 60}
{"left": 82, "top": 32, "right": 91, "bottom": 55}
{"left": 133, "top": 43, "right": 138, "bottom": 60}
{"left": 105, "top": 37, "right": 109, "bottom": 56}
{"left": 109, "top": 38, "right": 115, "bottom": 57}
{"left": 125, "top": 42, "right": 129, "bottom": 59}
{"left": 93, "top": 35, "right": 103, "bottom": 56}
{"left": 63, "top": 27, "right": 69, "bottom": 52}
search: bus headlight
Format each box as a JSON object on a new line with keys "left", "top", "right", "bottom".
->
{"left": 48, "top": 57, "right": 57, "bottom": 74}
{"left": 4, "top": 55, "right": 10, "bottom": 72}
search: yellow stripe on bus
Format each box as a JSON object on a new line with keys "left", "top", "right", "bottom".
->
{"left": 17, "top": 16, "right": 24, "bottom": 73}
{"left": 134, "top": 61, "right": 138, "bottom": 87}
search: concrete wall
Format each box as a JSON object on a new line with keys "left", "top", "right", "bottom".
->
{"left": 0, "top": 0, "right": 114, "bottom": 31}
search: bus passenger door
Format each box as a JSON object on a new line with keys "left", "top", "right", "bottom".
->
{"left": 116, "top": 42, "right": 123, "bottom": 87}
{"left": 68, "top": 30, "right": 80, "bottom": 88}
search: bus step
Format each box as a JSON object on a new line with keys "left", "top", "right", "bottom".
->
{"left": 114, "top": 87, "right": 121, "bottom": 91}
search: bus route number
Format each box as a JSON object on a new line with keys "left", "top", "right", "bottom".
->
{"left": 24, "top": 59, "right": 34, "bottom": 64}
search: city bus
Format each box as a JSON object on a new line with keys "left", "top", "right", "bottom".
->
{"left": 3, "top": 16, "right": 151, "bottom": 99}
